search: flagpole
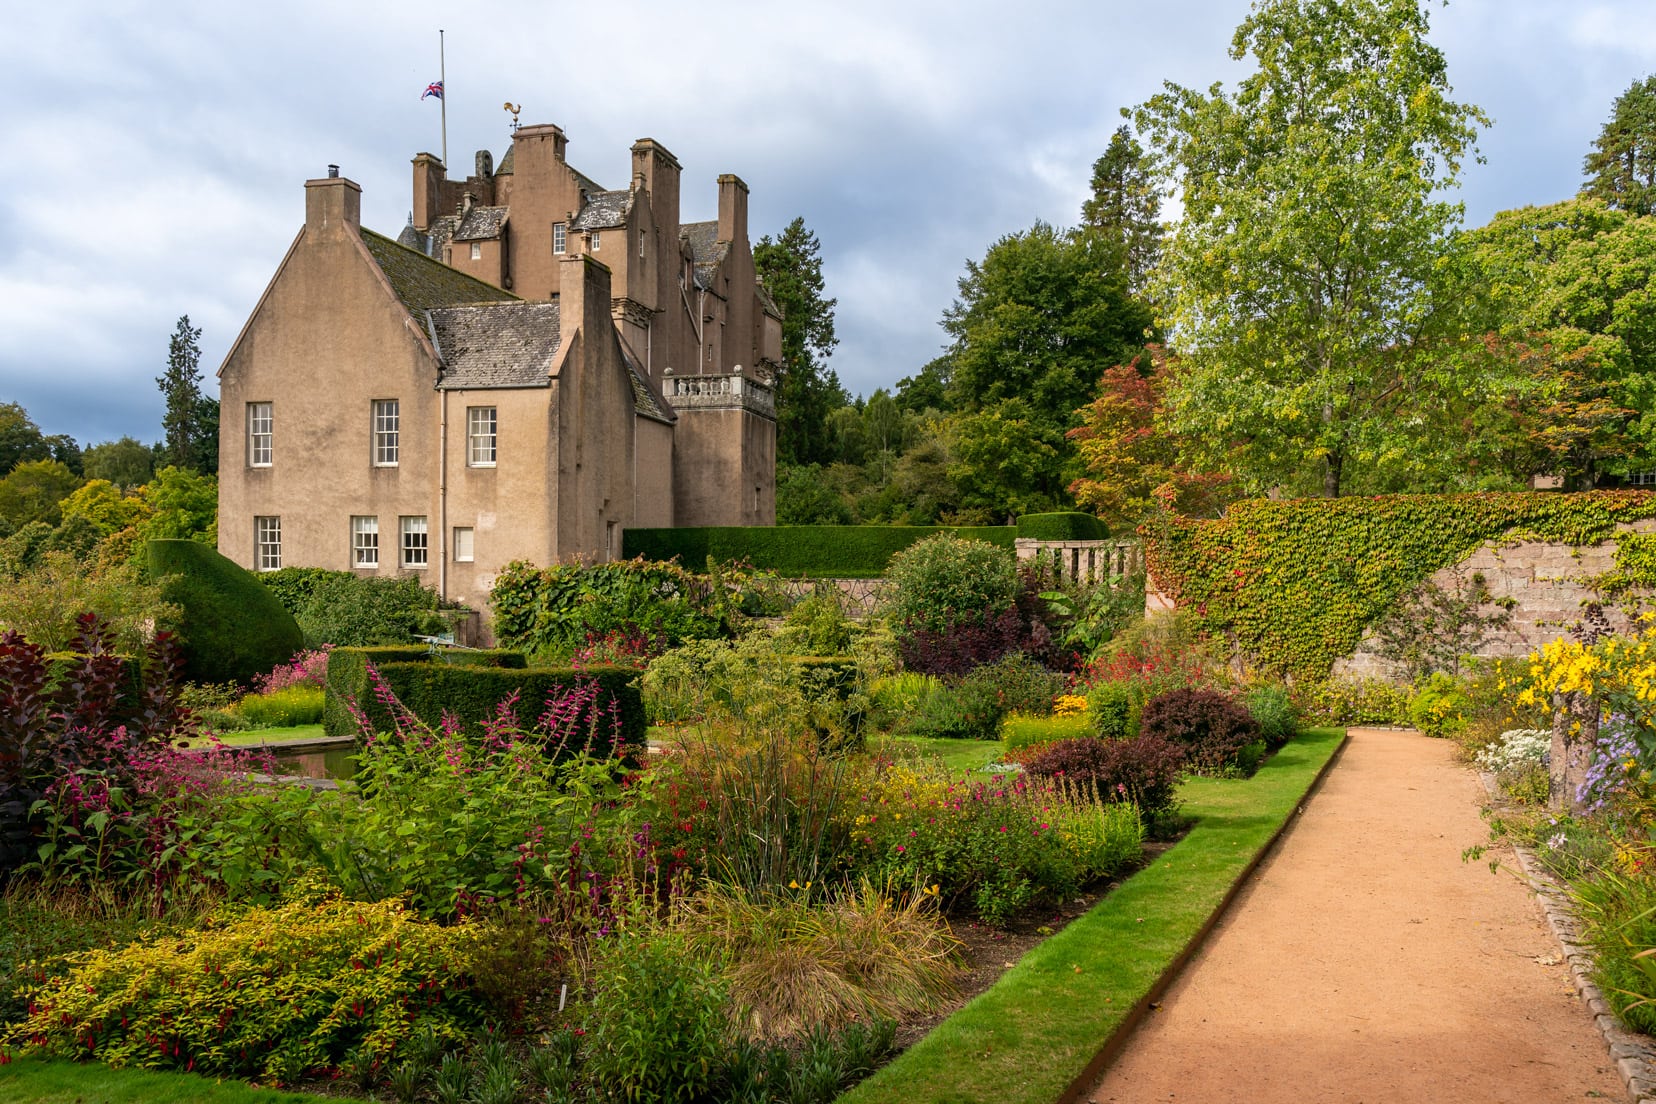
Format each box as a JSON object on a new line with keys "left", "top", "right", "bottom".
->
{"left": 439, "top": 29, "right": 448, "bottom": 170}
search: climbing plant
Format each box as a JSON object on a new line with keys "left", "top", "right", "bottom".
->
{"left": 1144, "top": 491, "right": 1656, "bottom": 680}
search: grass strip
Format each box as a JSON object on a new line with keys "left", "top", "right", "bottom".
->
{"left": 885, "top": 735, "right": 1004, "bottom": 774}
{"left": 185, "top": 725, "right": 327, "bottom": 747}
{"left": 0, "top": 1055, "right": 352, "bottom": 1104}
{"left": 839, "top": 726, "right": 1347, "bottom": 1104}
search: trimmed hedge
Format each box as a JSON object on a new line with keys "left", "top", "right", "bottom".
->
{"left": 621, "top": 525, "right": 1017, "bottom": 578}
{"left": 1016, "top": 512, "right": 1109, "bottom": 541}
{"left": 323, "top": 646, "right": 526, "bottom": 737}
{"left": 373, "top": 662, "right": 644, "bottom": 762}
{"left": 145, "top": 540, "right": 304, "bottom": 686}
{"left": 1144, "top": 490, "right": 1656, "bottom": 681}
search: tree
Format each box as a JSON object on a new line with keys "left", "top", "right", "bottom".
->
{"left": 894, "top": 356, "right": 954, "bottom": 415}
{"left": 945, "top": 222, "right": 1151, "bottom": 438}
{"left": 139, "top": 466, "right": 218, "bottom": 545}
{"left": 1583, "top": 75, "right": 1656, "bottom": 216}
{"left": 1462, "top": 198, "right": 1656, "bottom": 481}
{"left": 1135, "top": 0, "right": 1490, "bottom": 498}
{"left": 754, "top": 218, "right": 846, "bottom": 466}
{"left": 157, "top": 316, "right": 218, "bottom": 473}
{"left": 59, "top": 479, "right": 152, "bottom": 537}
{"left": 1068, "top": 347, "right": 1234, "bottom": 529}
{"left": 0, "top": 460, "right": 82, "bottom": 528}
{"left": 83, "top": 436, "right": 157, "bottom": 489}
{"left": 0, "top": 403, "right": 49, "bottom": 476}
{"left": 1081, "top": 125, "right": 1162, "bottom": 293}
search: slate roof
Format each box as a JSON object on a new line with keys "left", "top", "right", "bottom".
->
{"left": 618, "top": 337, "right": 675, "bottom": 423}
{"left": 572, "top": 189, "right": 632, "bottom": 231}
{"left": 361, "top": 229, "right": 514, "bottom": 312}
{"left": 426, "top": 302, "right": 561, "bottom": 390}
{"left": 396, "top": 217, "right": 432, "bottom": 256}
{"left": 680, "top": 221, "right": 729, "bottom": 291}
{"left": 453, "top": 205, "right": 509, "bottom": 241}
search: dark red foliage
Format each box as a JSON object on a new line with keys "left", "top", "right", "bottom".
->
{"left": 1139, "top": 688, "right": 1261, "bottom": 774}
{"left": 897, "top": 606, "right": 1025, "bottom": 678}
{"left": 0, "top": 615, "right": 194, "bottom": 876}
{"left": 1022, "top": 734, "right": 1187, "bottom": 825}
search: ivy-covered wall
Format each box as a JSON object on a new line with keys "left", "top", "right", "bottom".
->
{"left": 1143, "top": 491, "right": 1656, "bottom": 681}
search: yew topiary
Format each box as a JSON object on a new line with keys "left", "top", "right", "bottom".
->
{"left": 145, "top": 539, "right": 303, "bottom": 686}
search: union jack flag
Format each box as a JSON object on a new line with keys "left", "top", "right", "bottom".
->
{"left": 421, "top": 81, "right": 443, "bottom": 101}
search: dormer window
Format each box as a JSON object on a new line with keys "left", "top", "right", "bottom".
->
{"left": 553, "top": 222, "right": 567, "bottom": 254}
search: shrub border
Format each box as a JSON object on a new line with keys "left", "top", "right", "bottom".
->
{"left": 839, "top": 727, "right": 1348, "bottom": 1104}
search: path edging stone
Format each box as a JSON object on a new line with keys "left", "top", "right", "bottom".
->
{"left": 1478, "top": 769, "right": 1656, "bottom": 1104}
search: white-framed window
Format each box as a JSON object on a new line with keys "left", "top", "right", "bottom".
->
{"left": 247, "top": 402, "right": 272, "bottom": 467}
{"left": 553, "top": 222, "right": 566, "bottom": 254}
{"left": 372, "top": 399, "right": 399, "bottom": 466}
{"left": 453, "top": 526, "right": 474, "bottom": 563}
{"left": 467, "top": 406, "right": 497, "bottom": 467}
{"left": 400, "top": 516, "right": 428, "bottom": 568}
{"left": 1634, "top": 471, "right": 1656, "bottom": 487}
{"left": 591, "top": 230, "right": 601, "bottom": 251}
{"left": 255, "top": 516, "right": 281, "bottom": 571}
{"left": 351, "top": 515, "right": 379, "bottom": 568}
{"left": 469, "top": 242, "right": 482, "bottom": 260}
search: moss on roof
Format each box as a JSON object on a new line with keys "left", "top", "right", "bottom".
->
{"left": 360, "top": 228, "right": 517, "bottom": 312}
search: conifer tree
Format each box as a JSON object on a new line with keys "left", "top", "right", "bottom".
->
{"left": 1583, "top": 75, "right": 1656, "bottom": 216}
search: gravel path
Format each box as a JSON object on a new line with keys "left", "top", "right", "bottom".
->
{"left": 1085, "top": 727, "right": 1627, "bottom": 1104}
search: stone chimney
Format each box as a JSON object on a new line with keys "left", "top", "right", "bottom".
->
{"left": 411, "top": 152, "right": 444, "bottom": 231}
{"left": 305, "top": 172, "right": 361, "bottom": 238}
{"left": 514, "top": 123, "right": 568, "bottom": 162}
{"left": 717, "top": 173, "right": 748, "bottom": 244}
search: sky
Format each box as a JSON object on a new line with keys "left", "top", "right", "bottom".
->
{"left": 2, "top": 0, "right": 1654, "bottom": 448}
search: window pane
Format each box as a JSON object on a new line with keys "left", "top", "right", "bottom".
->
{"left": 467, "top": 406, "right": 497, "bottom": 466}
{"left": 255, "top": 516, "right": 281, "bottom": 571}
{"left": 373, "top": 400, "right": 400, "bottom": 465}
{"left": 553, "top": 222, "right": 566, "bottom": 254}
{"left": 248, "top": 402, "right": 273, "bottom": 467}
{"left": 454, "top": 527, "right": 474, "bottom": 562}
{"left": 352, "top": 515, "right": 379, "bottom": 568}
{"left": 591, "top": 231, "right": 601, "bottom": 251}
{"left": 401, "top": 516, "right": 428, "bottom": 567}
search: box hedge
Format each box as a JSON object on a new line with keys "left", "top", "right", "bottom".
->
{"left": 620, "top": 525, "right": 1017, "bottom": 578}
{"left": 145, "top": 539, "right": 304, "bottom": 687}
{"left": 323, "top": 646, "right": 526, "bottom": 737}
{"left": 1015, "top": 512, "right": 1110, "bottom": 541}
{"left": 372, "top": 663, "right": 644, "bottom": 762}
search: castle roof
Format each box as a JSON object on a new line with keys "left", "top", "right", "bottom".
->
{"left": 360, "top": 229, "right": 515, "bottom": 312}
{"left": 452, "top": 205, "right": 509, "bottom": 242}
{"left": 572, "top": 189, "right": 632, "bottom": 231}
{"left": 426, "top": 302, "right": 561, "bottom": 390}
{"left": 680, "top": 221, "right": 729, "bottom": 291}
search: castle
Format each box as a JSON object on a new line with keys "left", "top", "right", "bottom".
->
{"left": 216, "top": 124, "right": 780, "bottom": 607}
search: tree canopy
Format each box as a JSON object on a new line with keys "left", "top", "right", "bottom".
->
{"left": 1583, "top": 74, "right": 1656, "bottom": 216}
{"left": 754, "top": 218, "right": 846, "bottom": 467}
{"left": 1082, "top": 125, "right": 1162, "bottom": 294}
{"left": 1136, "top": 0, "right": 1490, "bottom": 498}
{"left": 157, "top": 315, "right": 218, "bottom": 474}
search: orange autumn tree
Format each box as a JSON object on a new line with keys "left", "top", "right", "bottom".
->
{"left": 1067, "top": 347, "right": 1233, "bottom": 529}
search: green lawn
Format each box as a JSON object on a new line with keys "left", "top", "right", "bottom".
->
{"left": 0, "top": 1056, "right": 355, "bottom": 1104}
{"left": 186, "top": 725, "right": 326, "bottom": 748}
{"left": 883, "top": 735, "right": 1005, "bottom": 774}
{"left": 840, "top": 727, "right": 1347, "bottom": 1104}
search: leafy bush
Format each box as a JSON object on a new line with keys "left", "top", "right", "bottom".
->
{"left": 1021, "top": 734, "right": 1187, "bottom": 827}
{"left": 1291, "top": 676, "right": 1414, "bottom": 727}
{"left": 842, "top": 756, "right": 1143, "bottom": 924}
{"left": 254, "top": 646, "right": 332, "bottom": 693}
{"left": 1370, "top": 569, "right": 1515, "bottom": 681}
{"left": 902, "top": 673, "right": 1006, "bottom": 741}
{"left": 779, "top": 588, "right": 856, "bottom": 655}
{"left": 582, "top": 926, "right": 730, "bottom": 1103}
{"left": 491, "top": 559, "right": 724, "bottom": 658}
{"left": 236, "top": 685, "right": 325, "bottom": 728}
{"left": 321, "top": 645, "right": 522, "bottom": 737}
{"left": 9, "top": 894, "right": 489, "bottom": 1082}
{"left": 978, "top": 652, "right": 1064, "bottom": 717}
{"left": 896, "top": 605, "right": 1027, "bottom": 677}
{"left": 1139, "top": 688, "right": 1263, "bottom": 774}
{"left": 1407, "top": 672, "right": 1471, "bottom": 739}
{"left": 886, "top": 533, "right": 1019, "bottom": 638}
{"left": 0, "top": 548, "right": 174, "bottom": 654}
{"left": 1001, "top": 712, "right": 1093, "bottom": 755}
{"left": 623, "top": 525, "right": 1017, "bottom": 579}
{"left": 146, "top": 539, "right": 303, "bottom": 686}
{"left": 297, "top": 575, "right": 447, "bottom": 649}
{"left": 1086, "top": 682, "right": 1136, "bottom": 739}
{"left": 1244, "top": 685, "right": 1298, "bottom": 750}
{"left": 1475, "top": 728, "right": 1551, "bottom": 773}
{"left": 868, "top": 672, "right": 944, "bottom": 732}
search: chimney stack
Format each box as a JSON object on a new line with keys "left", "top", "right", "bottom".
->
{"left": 717, "top": 174, "right": 748, "bottom": 244}
{"left": 305, "top": 173, "right": 361, "bottom": 238}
